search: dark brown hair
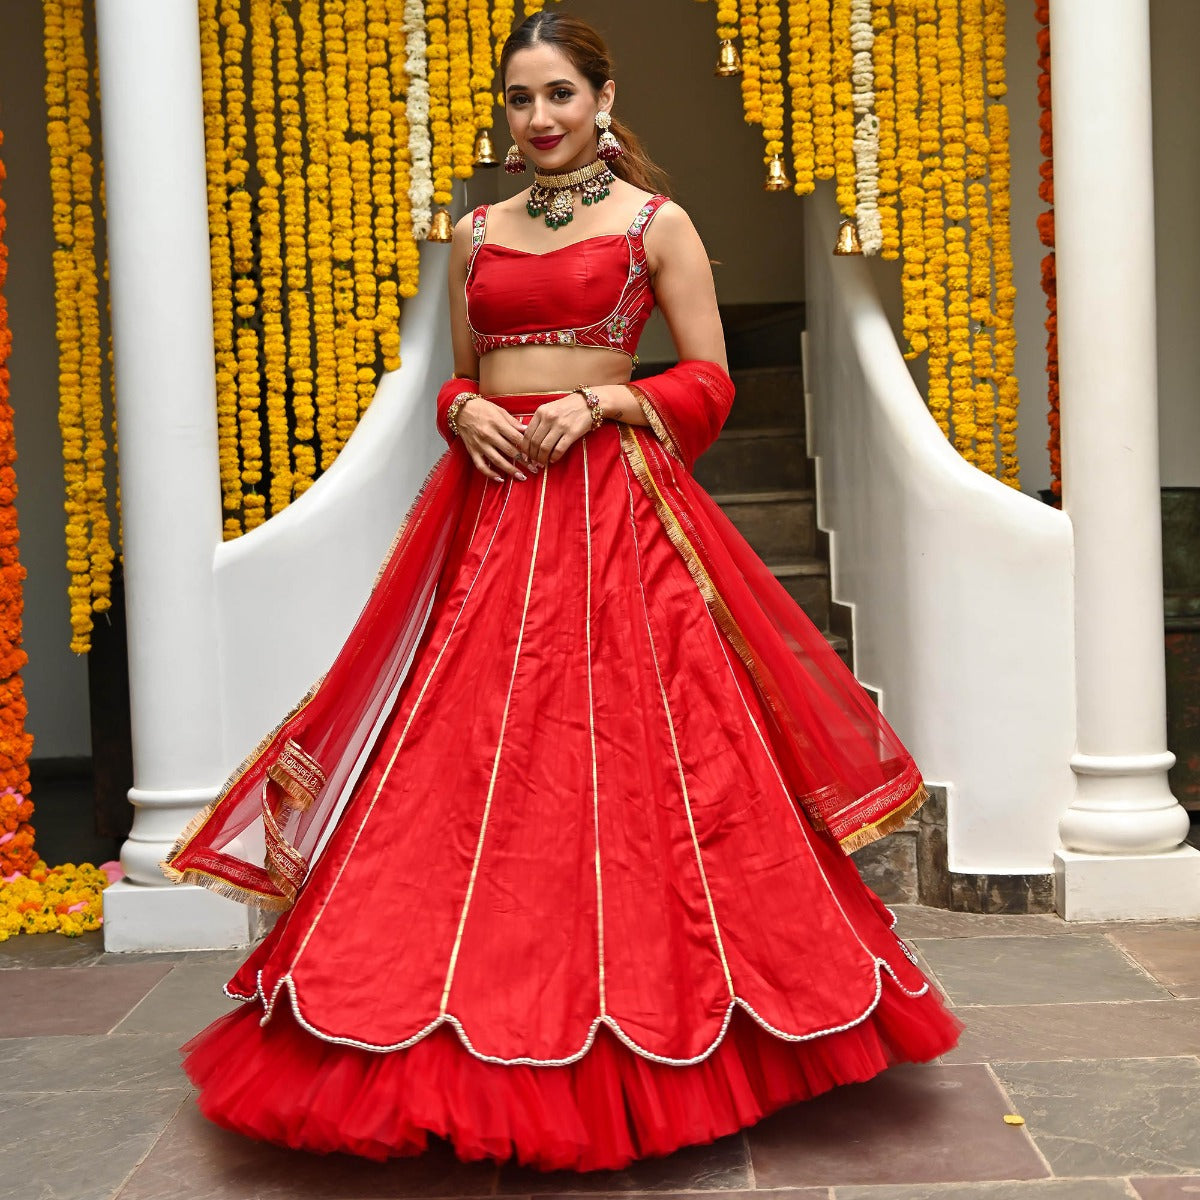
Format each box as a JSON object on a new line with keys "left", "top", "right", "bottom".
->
{"left": 499, "top": 12, "right": 671, "bottom": 197}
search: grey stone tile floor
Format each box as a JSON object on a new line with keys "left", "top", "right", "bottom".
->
{"left": 2, "top": 905, "right": 1200, "bottom": 1200}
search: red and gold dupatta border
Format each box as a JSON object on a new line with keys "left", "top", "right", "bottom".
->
{"left": 619, "top": 424, "right": 928, "bottom": 854}
{"left": 160, "top": 444, "right": 471, "bottom": 910}
{"left": 627, "top": 384, "right": 683, "bottom": 464}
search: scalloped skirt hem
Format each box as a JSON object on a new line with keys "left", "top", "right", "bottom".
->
{"left": 182, "top": 977, "right": 963, "bottom": 1172}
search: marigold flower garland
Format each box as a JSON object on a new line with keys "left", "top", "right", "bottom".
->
{"left": 830, "top": 0, "right": 856, "bottom": 213}
{"left": 758, "top": 0, "right": 785, "bottom": 166}
{"left": 849, "top": 0, "right": 879, "bottom": 250}
{"left": 740, "top": 0, "right": 763, "bottom": 126}
{"left": 42, "top": 0, "right": 114, "bottom": 650}
{"left": 276, "top": 0, "right": 318, "bottom": 497}
{"left": 872, "top": 0, "right": 898, "bottom": 255}
{"left": 404, "top": 0, "right": 434, "bottom": 241}
{"left": 426, "top": 0, "right": 454, "bottom": 213}
{"left": 250, "top": 0, "right": 293, "bottom": 514}
{"left": 0, "top": 132, "right": 33, "bottom": 807}
{"left": 788, "top": 0, "right": 815, "bottom": 194}
{"left": 2, "top": 128, "right": 111, "bottom": 942}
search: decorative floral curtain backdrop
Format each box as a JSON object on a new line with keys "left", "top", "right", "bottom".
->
{"left": 716, "top": 0, "right": 1017, "bottom": 484}
{"left": 42, "top": 0, "right": 1022, "bottom": 648}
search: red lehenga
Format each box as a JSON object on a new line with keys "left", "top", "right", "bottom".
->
{"left": 164, "top": 195, "right": 961, "bottom": 1171}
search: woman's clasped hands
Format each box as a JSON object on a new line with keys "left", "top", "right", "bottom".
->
{"left": 455, "top": 391, "right": 598, "bottom": 482}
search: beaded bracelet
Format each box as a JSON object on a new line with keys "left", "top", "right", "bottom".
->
{"left": 574, "top": 385, "right": 605, "bottom": 433}
{"left": 446, "top": 391, "right": 483, "bottom": 439}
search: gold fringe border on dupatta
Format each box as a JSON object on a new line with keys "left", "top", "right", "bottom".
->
{"left": 627, "top": 384, "right": 684, "bottom": 464}
{"left": 836, "top": 782, "right": 929, "bottom": 853}
{"left": 619, "top": 425, "right": 929, "bottom": 851}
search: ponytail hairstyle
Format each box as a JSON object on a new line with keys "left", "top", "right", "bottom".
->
{"left": 499, "top": 12, "right": 671, "bottom": 198}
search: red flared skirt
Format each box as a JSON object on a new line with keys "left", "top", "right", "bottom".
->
{"left": 183, "top": 403, "right": 961, "bottom": 1170}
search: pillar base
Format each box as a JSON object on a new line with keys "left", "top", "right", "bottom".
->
{"left": 1054, "top": 844, "right": 1200, "bottom": 921}
{"left": 102, "top": 880, "right": 262, "bottom": 952}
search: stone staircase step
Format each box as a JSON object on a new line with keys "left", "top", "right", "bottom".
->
{"left": 726, "top": 366, "right": 805, "bottom": 430}
{"left": 770, "top": 559, "right": 831, "bottom": 629}
{"left": 714, "top": 488, "right": 816, "bottom": 562}
{"left": 694, "top": 427, "right": 810, "bottom": 494}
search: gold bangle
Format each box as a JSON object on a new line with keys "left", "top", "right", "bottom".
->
{"left": 574, "top": 385, "right": 605, "bottom": 433}
{"left": 446, "top": 391, "right": 483, "bottom": 439}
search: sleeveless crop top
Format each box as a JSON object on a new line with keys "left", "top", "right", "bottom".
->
{"left": 465, "top": 194, "right": 670, "bottom": 360}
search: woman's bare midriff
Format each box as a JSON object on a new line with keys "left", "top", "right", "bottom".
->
{"left": 478, "top": 344, "right": 634, "bottom": 398}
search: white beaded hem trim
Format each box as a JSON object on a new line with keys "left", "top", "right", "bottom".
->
{"left": 221, "top": 959, "right": 926, "bottom": 1067}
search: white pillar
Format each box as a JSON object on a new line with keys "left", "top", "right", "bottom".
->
{"left": 1050, "top": 0, "right": 1200, "bottom": 919}
{"left": 94, "top": 0, "right": 256, "bottom": 949}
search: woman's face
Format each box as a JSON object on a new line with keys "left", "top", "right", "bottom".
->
{"left": 504, "top": 43, "right": 615, "bottom": 174}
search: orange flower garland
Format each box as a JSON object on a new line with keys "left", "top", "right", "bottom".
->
{"left": 1, "top": 125, "right": 108, "bottom": 942}
{"left": 0, "top": 130, "right": 33, "bottom": 806}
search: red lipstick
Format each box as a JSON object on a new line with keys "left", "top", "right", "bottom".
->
{"left": 529, "top": 134, "right": 565, "bottom": 150}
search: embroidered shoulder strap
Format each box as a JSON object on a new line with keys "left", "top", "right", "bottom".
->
{"left": 467, "top": 204, "right": 490, "bottom": 276}
{"left": 625, "top": 194, "right": 670, "bottom": 252}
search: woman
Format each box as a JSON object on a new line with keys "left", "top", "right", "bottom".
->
{"left": 163, "top": 11, "right": 961, "bottom": 1172}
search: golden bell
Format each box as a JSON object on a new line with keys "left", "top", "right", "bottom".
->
{"left": 427, "top": 208, "right": 454, "bottom": 243}
{"left": 764, "top": 153, "right": 791, "bottom": 192}
{"left": 473, "top": 128, "right": 498, "bottom": 168}
{"left": 715, "top": 39, "right": 742, "bottom": 77}
{"left": 833, "top": 217, "right": 864, "bottom": 255}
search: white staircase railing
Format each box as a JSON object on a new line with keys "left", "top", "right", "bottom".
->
{"left": 212, "top": 245, "right": 452, "bottom": 776}
{"left": 804, "top": 188, "right": 1077, "bottom": 877}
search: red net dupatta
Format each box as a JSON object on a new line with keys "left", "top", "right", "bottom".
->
{"left": 625, "top": 361, "right": 927, "bottom": 851}
{"left": 161, "top": 445, "right": 474, "bottom": 910}
{"left": 163, "top": 369, "right": 923, "bottom": 912}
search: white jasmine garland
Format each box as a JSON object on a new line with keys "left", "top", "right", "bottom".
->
{"left": 849, "top": 0, "right": 881, "bottom": 253}
{"left": 404, "top": 0, "right": 433, "bottom": 239}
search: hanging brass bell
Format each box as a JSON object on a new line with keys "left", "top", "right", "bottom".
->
{"left": 473, "top": 128, "right": 498, "bottom": 168}
{"left": 764, "top": 153, "right": 791, "bottom": 192}
{"left": 427, "top": 208, "right": 454, "bottom": 243}
{"left": 833, "top": 217, "right": 864, "bottom": 255}
{"left": 715, "top": 39, "right": 743, "bottom": 77}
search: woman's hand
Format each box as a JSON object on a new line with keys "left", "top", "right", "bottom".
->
{"left": 456, "top": 397, "right": 538, "bottom": 482}
{"left": 520, "top": 392, "right": 597, "bottom": 468}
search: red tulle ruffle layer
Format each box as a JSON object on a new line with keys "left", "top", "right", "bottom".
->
{"left": 183, "top": 980, "right": 962, "bottom": 1172}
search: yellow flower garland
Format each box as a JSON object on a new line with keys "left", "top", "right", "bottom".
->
{"left": 892, "top": 0, "right": 925, "bottom": 358}
{"left": 426, "top": 0, "right": 453, "bottom": 208}
{"left": 740, "top": 0, "right": 762, "bottom": 125}
{"left": 250, "top": 0, "right": 293, "bottom": 515}
{"left": 831, "top": 0, "right": 856, "bottom": 213}
{"left": 872, "top": 0, "right": 899, "bottom": 257}
{"left": 448, "top": 0, "right": 474, "bottom": 178}
{"left": 491, "top": 0, "right": 515, "bottom": 106}
{"left": 759, "top": 0, "right": 785, "bottom": 165}
{"left": 788, "top": 0, "right": 815, "bottom": 195}
{"left": 808, "top": 0, "right": 834, "bottom": 178}
{"left": 717, "top": 0, "right": 740, "bottom": 42}
{"left": 469, "top": 0, "right": 494, "bottom": 131}
{"left": 43, "top": 0, "right": 114, "bottom": 648}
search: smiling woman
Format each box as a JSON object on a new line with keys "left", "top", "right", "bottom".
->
{"left": 164, "top": 8, "right": 960, "bottom": 1175}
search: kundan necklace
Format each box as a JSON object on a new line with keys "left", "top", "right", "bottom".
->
{"left": 527, "top": 158, "right": 617, "bottom": 230}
